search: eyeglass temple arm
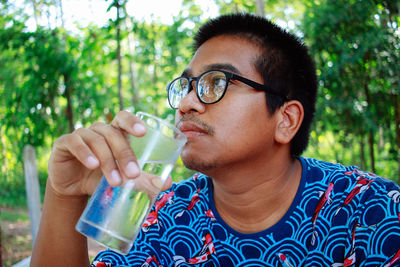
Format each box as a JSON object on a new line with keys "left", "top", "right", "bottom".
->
{"left": 231, "top": 73, "right": 288, "bottom": 100}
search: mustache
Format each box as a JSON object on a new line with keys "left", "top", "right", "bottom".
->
{"left": 176, "top": 114, "right": 215, "bottom": 136}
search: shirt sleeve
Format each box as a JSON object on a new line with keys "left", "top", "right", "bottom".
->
{"left": 359, "top": 179, "right": 400, "bottom": 266}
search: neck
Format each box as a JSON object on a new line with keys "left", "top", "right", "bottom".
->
{"left": 207, "top": 150, "right": 302, "bottom": 233}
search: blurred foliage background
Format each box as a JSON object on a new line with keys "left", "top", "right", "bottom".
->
{"left": 0, "top": 0, "right": 399, "bottom": 209}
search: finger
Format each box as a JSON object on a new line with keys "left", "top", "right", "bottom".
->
{"left": 83, "top": 172, "right": 103, "bottom": 195}
{"left": 128, "top": 173, "right": 158, "bottom": 201}
{"left": 149, "top": 175, "right": 172, "bottom": 194}
{"left": 90, "top": 122, "right": 140, "bottom": 179}
{"left": 74, "top": 127, "right": 123, "bottom": 187}
{"left": 131, "top": 173, "right": 172, "bottom": 202}
{"left": 111, "top": 110, "right": 146, "bottom": 137}
{"left": 56, "top": 133, "right": 100, "bottom": 170}
{"left": 161, "top": 176, "right": 173, "bottom": 191}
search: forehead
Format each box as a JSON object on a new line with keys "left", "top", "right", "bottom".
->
{"left": 186, "top": 35, "right": 262, "bottom": 77}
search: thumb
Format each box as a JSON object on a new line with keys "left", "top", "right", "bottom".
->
{"left": 161, "top": 176, "right": 173, "bottom": 191}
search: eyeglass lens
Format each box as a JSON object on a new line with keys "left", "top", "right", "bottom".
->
{"left": 168, "top": 71, "right": 228, "bottom": 108}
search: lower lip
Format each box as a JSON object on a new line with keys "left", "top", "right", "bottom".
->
{"left": 182, "top": 131, "right": 206, "bottom": 139}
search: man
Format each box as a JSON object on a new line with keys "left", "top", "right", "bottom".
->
{"left": 31, "top": 13, "right": 400, "bottom": 266}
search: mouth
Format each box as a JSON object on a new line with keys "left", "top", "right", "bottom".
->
{"left": 177, "top": 122, "right": 209, "bottom": 138}
{"left": 176, "top": 114, "right": 215, "bottom": 139}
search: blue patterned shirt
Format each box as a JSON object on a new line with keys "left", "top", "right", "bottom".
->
{"left": 93, "top": 157, "right": 400, "bottom": 266}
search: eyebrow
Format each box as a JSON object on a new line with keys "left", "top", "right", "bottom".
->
{"left": 181, "top": 63, "right": 241, "bottom": 77}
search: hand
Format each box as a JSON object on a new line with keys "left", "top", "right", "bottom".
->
{"left": 131, "top": 172, "right": 173, "bottom": 203}
{"left": 48, "top": 110, "right": 147, "bottom": 197}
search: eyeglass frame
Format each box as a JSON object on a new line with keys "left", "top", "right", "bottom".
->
{"left": 166, "top": 69, "right": 289, "bottom": 109}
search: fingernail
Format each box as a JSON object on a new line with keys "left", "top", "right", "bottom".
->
{"left": 86, "top": 156, "right": 99, "bottom": 168}
{"left": 152, "top": 177, "right": 164, "bottom": 189}
{"left": 110, "top": 170, "right": 122, "bottom": 185}
{"left": 126, "top": 161, "right": 140, "bottom": 177}
{"left": 133, "top": 123, "right": 146, "bottom": 135}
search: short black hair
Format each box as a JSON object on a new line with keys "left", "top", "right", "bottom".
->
{"left": 193, "top": 13, "right": 317, "bottom": 157}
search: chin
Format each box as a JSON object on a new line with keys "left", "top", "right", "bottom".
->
{"left": 182, "top": 155, "right": 217, "bottom": 173}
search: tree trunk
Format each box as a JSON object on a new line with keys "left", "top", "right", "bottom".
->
{"left": 394, "top": 94, "right": 400, "bottom": 183}
{"left": 378, "top": 126, "right": 384, "bottom": 150}
{"left": 368, "top": 132, "right": 376, "bottom": 173}
{"left": 255, "top": 0, "right": 265, "bottom": 17}
{"left": 30, "top": 0, "right": 41, "bottom": 29}
{"left": 116, "top": 1, "right": 124, "bottom": 111}
{"left": 150, "top": 23, "right": 159, "bottom": 116}
{"left": 0, "top": 225, "right": 2, "bottom": 266}
{"left": 152, "top": 64, "right": 158, "bottom": 115}
{"left": 123, "top": 6, "right": 139, "bottom": 107}
{"left": 0, "top": 127, "right": 8, "bottom": 174}
{"left": 57, "top": 0, "right": 65, "bottom": 29}
{"left": 363, "top": 76, "right": 376, "bottom": 173}
{"left": 385, "top": 9, "right": 400, "bottom": 183}
{"left": 127, "top": 37, "right": 138, "bottom": 107}
{"left": 359, "top": 131, "right": 366, "bottom": 170}
{"left": 63, "top": 73, "right": 74, "bottom": 132}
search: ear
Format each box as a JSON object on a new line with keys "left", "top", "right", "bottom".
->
{"left": 274, "top": 100, "right": 304, "bottom": 145}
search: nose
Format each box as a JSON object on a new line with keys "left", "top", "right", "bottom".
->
{"left": 178, "top": 80, "right": 206, "bottom": 115}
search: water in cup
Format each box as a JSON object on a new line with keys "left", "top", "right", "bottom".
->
{"left": 75, "top": 112, "right": 186, "bottom": 254}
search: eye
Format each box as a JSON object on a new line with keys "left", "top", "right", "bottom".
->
{"left": 179, "top": 78, "right": 189, "bottom": 89}
{"left": 212, "top": 78, "right": 226, "bottom": 98}
{"left": 213, "top": 77, "right": 226, "bottom": 88}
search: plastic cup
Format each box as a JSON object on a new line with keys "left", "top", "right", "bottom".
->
{"left": 75, "top": 112, "right": 187, "bottom": 254}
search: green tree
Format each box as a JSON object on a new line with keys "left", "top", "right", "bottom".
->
{"left": 302, "top": 0, "right": 400, "bottom": 181}
{"left": 0, "top": 1, "right": 117, "bottom": 204}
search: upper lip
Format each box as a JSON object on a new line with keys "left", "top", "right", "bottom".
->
{"left": 177, "top": 121, "right": 208, "bottom": 134}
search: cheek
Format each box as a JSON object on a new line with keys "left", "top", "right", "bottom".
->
{"left": 213, "top": 96, "right": 274, "bottom": 152}
{"left": 216, "top": 118, "right": 271, "bottom": 152}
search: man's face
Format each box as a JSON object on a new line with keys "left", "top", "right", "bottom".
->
{"left": 175, "top": 35, "right": 278, "bottom": 174}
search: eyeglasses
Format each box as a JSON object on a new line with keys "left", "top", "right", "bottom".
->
{"left": 167, "top": 70, "right": 288, "bottom": 109}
